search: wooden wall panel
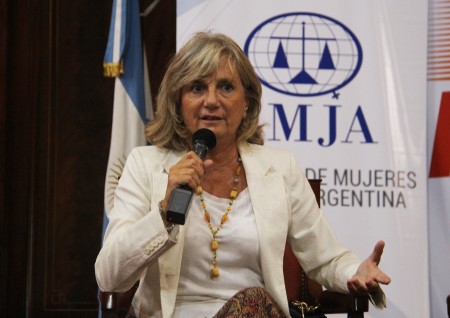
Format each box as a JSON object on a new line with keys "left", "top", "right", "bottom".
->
{"left": 35, "top": 0, "right": 114, "bottom": 314}
{"left": 3, "top": 0, "right": 40, "bottom": 315}
{"left": 1, "top": 0, "right": 175, "bottom": 317}
{"left": 2, "top": 0, "right": 114, "bottom": 316}
{"left": 142, "top": 0, "right": 177, "bottom": 102}
{"left": 0, "top": 0, "right": 7, "bottom": 313}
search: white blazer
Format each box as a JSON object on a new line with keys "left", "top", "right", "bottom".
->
{"left": 95, "top": 143, "right": 362, "bottom": 318}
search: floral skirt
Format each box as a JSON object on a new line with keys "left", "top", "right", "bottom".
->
{"left": 213, "top": 287, "right": 287, "bottom": 318}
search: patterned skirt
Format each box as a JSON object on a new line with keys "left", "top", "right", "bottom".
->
{"left": 213, "top": 287, "right": 287, "bottom": 318}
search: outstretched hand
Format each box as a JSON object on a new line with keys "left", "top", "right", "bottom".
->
{"left": 347, "top": 240, "right": 391, "bottom": 304}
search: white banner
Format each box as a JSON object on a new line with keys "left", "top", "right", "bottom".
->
{"left": 177, "top": 1, "right": 429, "bottom": 317}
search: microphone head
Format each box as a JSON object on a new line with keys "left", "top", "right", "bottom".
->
{"left": 192, "top": 128, "right": 216, "bottom": 150}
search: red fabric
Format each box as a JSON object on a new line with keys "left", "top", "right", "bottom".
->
{"left": 430, "top": 91, "right": 450, "bottom": 177}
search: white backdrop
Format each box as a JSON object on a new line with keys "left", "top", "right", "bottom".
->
{"left": 177, "top": 1, "right": 429, "bottom": 317}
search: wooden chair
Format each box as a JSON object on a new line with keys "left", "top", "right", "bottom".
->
{"left": 283, "top": 179, "right": 368, "bottom": 318}
{"left": 99, "top": 179, "right": 368, "bottom": 318}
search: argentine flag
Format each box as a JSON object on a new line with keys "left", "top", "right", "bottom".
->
{"left": 102, "top": 0, "right": 153, "bottom": 237}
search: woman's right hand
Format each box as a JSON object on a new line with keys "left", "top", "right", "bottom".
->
{"left": 160, "top": 151, "right": 213, "bottom": 211}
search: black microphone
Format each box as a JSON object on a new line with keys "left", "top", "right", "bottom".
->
{"left": 165, "top": 128, "right": 216, "bottom": 225}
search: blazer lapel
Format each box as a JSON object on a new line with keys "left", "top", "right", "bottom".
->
{"left": 239, "top": 145, "right": 290, "bottom": 309}
{"left": 156, "top": 150, "right": 187, "bottom": 318}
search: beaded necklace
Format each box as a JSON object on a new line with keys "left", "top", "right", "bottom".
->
{"left": 196, "top": 155, "right": 242, "bottom": 278}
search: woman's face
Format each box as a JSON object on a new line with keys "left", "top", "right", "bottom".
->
{"left": 180, "top": 58, "right": 248, "bottom": 146}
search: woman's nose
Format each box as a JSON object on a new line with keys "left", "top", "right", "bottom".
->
{"left": 204, "top": 88, "right": 219, "bottom": 107}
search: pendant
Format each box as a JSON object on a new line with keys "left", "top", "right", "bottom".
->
{"left": 210, "top": 267, "right": 220, "bottom": 278}
{"left": 211, "top": 239, "right": 219, "bottom": 250}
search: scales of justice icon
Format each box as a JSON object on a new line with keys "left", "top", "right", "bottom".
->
{"left": 271, "top": 22, "right": 337, "bottom": 85}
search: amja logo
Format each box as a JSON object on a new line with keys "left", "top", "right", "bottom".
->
{"left": 244, "top": 12, "right": 363, "bottom": 98}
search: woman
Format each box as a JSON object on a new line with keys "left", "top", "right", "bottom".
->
{"left": 95, "top": 32, "right": 390, "bottom": 318}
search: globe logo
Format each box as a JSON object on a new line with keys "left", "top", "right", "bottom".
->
{"left": 244, "top": 12, "right": 363, "bottom": 98}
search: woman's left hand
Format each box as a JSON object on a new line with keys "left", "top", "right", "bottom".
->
{"left": 347, "top": 240, "right": 391, "bottom": 296}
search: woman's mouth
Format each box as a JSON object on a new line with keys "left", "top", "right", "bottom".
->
{"left": 201, "top": 115, "right": 221, "bottom": 121}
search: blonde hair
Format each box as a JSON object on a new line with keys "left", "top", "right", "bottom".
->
{"left": 145, "top": 32, "right": 264, "bottom": 150}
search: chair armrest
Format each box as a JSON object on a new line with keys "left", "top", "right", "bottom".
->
{"left": 318, "top": 291, "right": 369, "bottom": 314}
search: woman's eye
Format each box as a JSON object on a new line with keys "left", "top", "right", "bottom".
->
{"left": 192, "top": 84, "right": 203, "bottom": 92}
{"left": 222, "top": 84, "right": 233, "bottom": 91}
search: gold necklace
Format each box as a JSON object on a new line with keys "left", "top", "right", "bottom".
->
{"left": 196, "top": 156, "right": 242, "bottom": 278}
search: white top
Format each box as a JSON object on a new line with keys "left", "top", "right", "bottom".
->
{"left": 174, "top": 188, "right": 264, "bottom": 318}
